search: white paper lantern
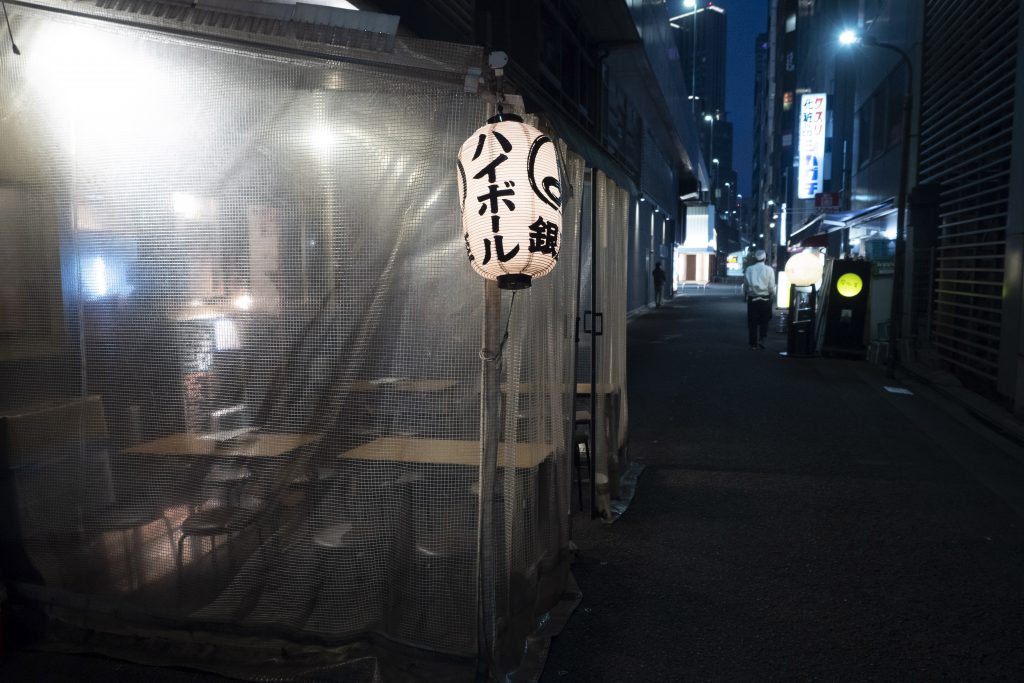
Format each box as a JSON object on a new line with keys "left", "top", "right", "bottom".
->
{"left": 785, "top": 248, "right": 824, "bottom": 287}
{"left": 456, "top": 113, "right": 562, "bottom": 289}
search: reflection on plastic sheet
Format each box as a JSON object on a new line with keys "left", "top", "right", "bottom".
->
{"left": 0, "top": 4, "right": 583, "bottom": 680}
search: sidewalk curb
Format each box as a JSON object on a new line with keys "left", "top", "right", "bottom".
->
{"left": 899, "top": 358, "right": 1024, "bottom": 450}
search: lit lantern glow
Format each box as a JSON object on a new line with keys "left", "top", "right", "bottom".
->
{"left": 785, "top": 249, "right": 824, "bottom": 287}
{"left": 836, "top": 272, "right": 864, "bottom": 298}
{"left": 457, "top": 113, "right": 562, "bottom": 289}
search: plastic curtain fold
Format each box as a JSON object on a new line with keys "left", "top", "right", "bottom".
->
{"left": 0, "top": 5, "right": 580, "bottom": 680}
{"left": 575, "top": 171, "right": 631, "bottom": 521}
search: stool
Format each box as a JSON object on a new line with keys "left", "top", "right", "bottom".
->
{"left": 83, "top": 500, "right": 179, "bottom": 592}
{"left": 178, "top": 496, "right": 261, "bottom": 567}
{"left": 305, "top": 518, "right": 377, "bottom": 631}
{"left": 572, "top": 410, "right": 592, "bottom": 512}
{"left": 177, "top": 460, "right": 259, "bottom": 595}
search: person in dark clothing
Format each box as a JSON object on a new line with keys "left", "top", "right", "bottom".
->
{"left": 743, "top": 249, "right": 776, "bottom": 349}
{"left": 652, "top": 262, "right": 667, "bottom": 308}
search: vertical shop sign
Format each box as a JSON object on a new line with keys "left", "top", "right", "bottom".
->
{"left": 798, "top": 93, "right": 827, "bottom": 199}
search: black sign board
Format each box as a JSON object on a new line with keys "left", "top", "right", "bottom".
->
{"left": 822, "top": 260, "right": 871, "bottom": 357}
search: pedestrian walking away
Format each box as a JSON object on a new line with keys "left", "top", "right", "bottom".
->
{"left": 743, "top": 249, "right": 775, "bottom": 349}
{"left": 652, "top": 262, "right": 666, "bottom": 308}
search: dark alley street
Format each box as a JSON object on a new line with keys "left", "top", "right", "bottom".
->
{"left": 544, "top": 285, "right": 1024, "bottom": 681}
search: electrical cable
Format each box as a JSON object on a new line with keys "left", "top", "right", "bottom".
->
{"left": 2, "top": 1, "right": 20, "bottom": 54}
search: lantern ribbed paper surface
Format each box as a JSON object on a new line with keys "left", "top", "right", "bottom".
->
{"left": 457, "top": 114, "right": 562, "bottom": 289}
{"left": 785, "top": 249, "right": 824, "bottom": 287}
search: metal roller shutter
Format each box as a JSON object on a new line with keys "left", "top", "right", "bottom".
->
{"left": 918, "top": 0, "right": 1020, "bottom": 392}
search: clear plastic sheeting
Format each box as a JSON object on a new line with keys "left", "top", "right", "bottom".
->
{"left": 0, "top": 5, "right": 581, "bottom": 681}
{"left": 576, "top": 171, "right": 633, "bottom": 522}
{"left": 593, "top": 172, "right": 633, "bottom": 520}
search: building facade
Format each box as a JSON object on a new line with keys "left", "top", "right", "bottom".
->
{"left": 754, "top": 0, "right": 1024, "bottom": 412}
{"left": 671, "top": 1, "right": 738, "bottom": 266}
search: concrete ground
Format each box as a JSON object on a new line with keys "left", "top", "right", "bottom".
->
{"left": 3, "top": 284, "right": 1024, "bottom": 681}
{"left": 542, "top": 284, "right": 1024, "bottom": 681}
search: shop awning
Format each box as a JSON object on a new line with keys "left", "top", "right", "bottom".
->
{"left": 788, "top": 198, "right": 896, "bottom": 246}
{"left": 788, "top": 214, "right": 825, "bottom": 246}
{"left": 822, "top": 198, "right": 896, "bottom": 230}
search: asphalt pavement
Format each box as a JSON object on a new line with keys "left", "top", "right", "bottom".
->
{"left": 542, "top": 284, "right": 1024, "bottom": 682}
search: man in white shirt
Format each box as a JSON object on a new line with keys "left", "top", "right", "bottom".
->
{"left": 743, "top": 249, "right": 776, "bottom": 350}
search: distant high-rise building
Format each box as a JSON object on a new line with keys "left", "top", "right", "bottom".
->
{"left": 671, "top": 3, "right": 727, "bottom": 117}
{"left": 671, "top": 2, "right": 736, "bottom": 253}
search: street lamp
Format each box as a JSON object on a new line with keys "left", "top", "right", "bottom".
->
{"left": 703, "top": 114, "right": 715, "bottom": 185}
{"left": 840, "top": 30, "right": 913, "bottom": 378}
{"left": 838, "top": 29, "right": 858, "bottom": 46}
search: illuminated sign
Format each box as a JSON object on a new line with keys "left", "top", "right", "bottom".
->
{"left": 726, "top": 251, "right": 744, "bottom": 278}
{"left": 779, "top": 202, "right": 788, "bottom": 246}
{"left": 836, "top": 272, "right": 864, "bottom": 298}
{"left": 797, "top": 93, "right": 827, "bottom": 199}
{"left": 777, "top": 270, "right": 791, "bottom": 309}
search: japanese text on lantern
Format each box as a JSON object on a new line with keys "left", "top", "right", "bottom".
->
{"left": 462, "top": 128, "right": 561, "bottom": 266}
{"left": 457, "top": 117, "right": 563, "bottom": 286}
{"left": 470, "top": 129, "right": 520, "bottom": 265}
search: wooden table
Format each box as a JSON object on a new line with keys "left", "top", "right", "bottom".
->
{"left": 575, "top": 383, "right": 620, "bottom": 397}
{"left": 337, "top": 437, "right": 553, "bottom": 469}
{"left": 121, "top": 432, "right": 317, "bottom": 458}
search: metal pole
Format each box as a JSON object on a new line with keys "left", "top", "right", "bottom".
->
{"left": 570, "top": 169, "right": 589, "bottom": 526}
{"left": 864, "top": 39, "right": 913, "bottom": 379}
{"left": 477, "top": 278, "right": 501, "bottom": 678}
{"left": 589, "top": 173, "right": 599, "bottom": 519}
{"left": 709, "top": 118, "right": 715, "bottom": 195}
{"left": 691, "top": 6, "right": 697, "bottom": 114}
{"left": 887, "top": 88, "right": 912, "bottom": 378}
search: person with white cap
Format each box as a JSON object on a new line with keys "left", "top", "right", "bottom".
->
{"left": 743, "top": 249, "right": 776, "bottom": 350}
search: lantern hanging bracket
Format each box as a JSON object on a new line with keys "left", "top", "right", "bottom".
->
{"left": 488, "top": 50, "right": 509, "bottom": 113}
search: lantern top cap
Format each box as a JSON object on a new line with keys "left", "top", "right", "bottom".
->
{"left": 486, "top": 112, "right": 524, "bottom": 124}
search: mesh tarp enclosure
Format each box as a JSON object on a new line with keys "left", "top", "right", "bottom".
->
{"left": 576, "top": 171, "right": 631, "bottom": 521}
{"left": 0, "top": 3, "right": 583, "bottom": 680}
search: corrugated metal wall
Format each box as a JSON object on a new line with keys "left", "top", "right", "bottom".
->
{"left": 917, "top": 0, "right": 1020, "bottom": 392}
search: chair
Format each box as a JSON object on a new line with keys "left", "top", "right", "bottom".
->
{"left": 83, "top": 499, "right": 180, "bottom": 592}
{"left": 177, "top": 461, "right": 258, "bottom": 576}
{"left": 2, "top": 397, "right": 178, "bottom": 591}
{"left": 302, "top": 466, "right": 382, "bottom": 630}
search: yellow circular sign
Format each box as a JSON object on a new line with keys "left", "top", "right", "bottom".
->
{"left": 836, "top": 272, "right": 864, "bottom": 298}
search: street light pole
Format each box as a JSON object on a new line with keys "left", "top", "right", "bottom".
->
{"left": 704, "top": 113, "right": 715, "bottom": 192}
{"left": 685, "top": 0, "right": 697, "bottom": 113}
{"left": 862, "top": 36, "right": 913, "bottom": 379}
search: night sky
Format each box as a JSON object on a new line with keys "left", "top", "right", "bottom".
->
{"left": 691, "top": 0, "right": 769, "bottom": 198}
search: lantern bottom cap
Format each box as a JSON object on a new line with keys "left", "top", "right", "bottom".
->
{"left": 497, "top": 274, "right": 532, "bottom": 290}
